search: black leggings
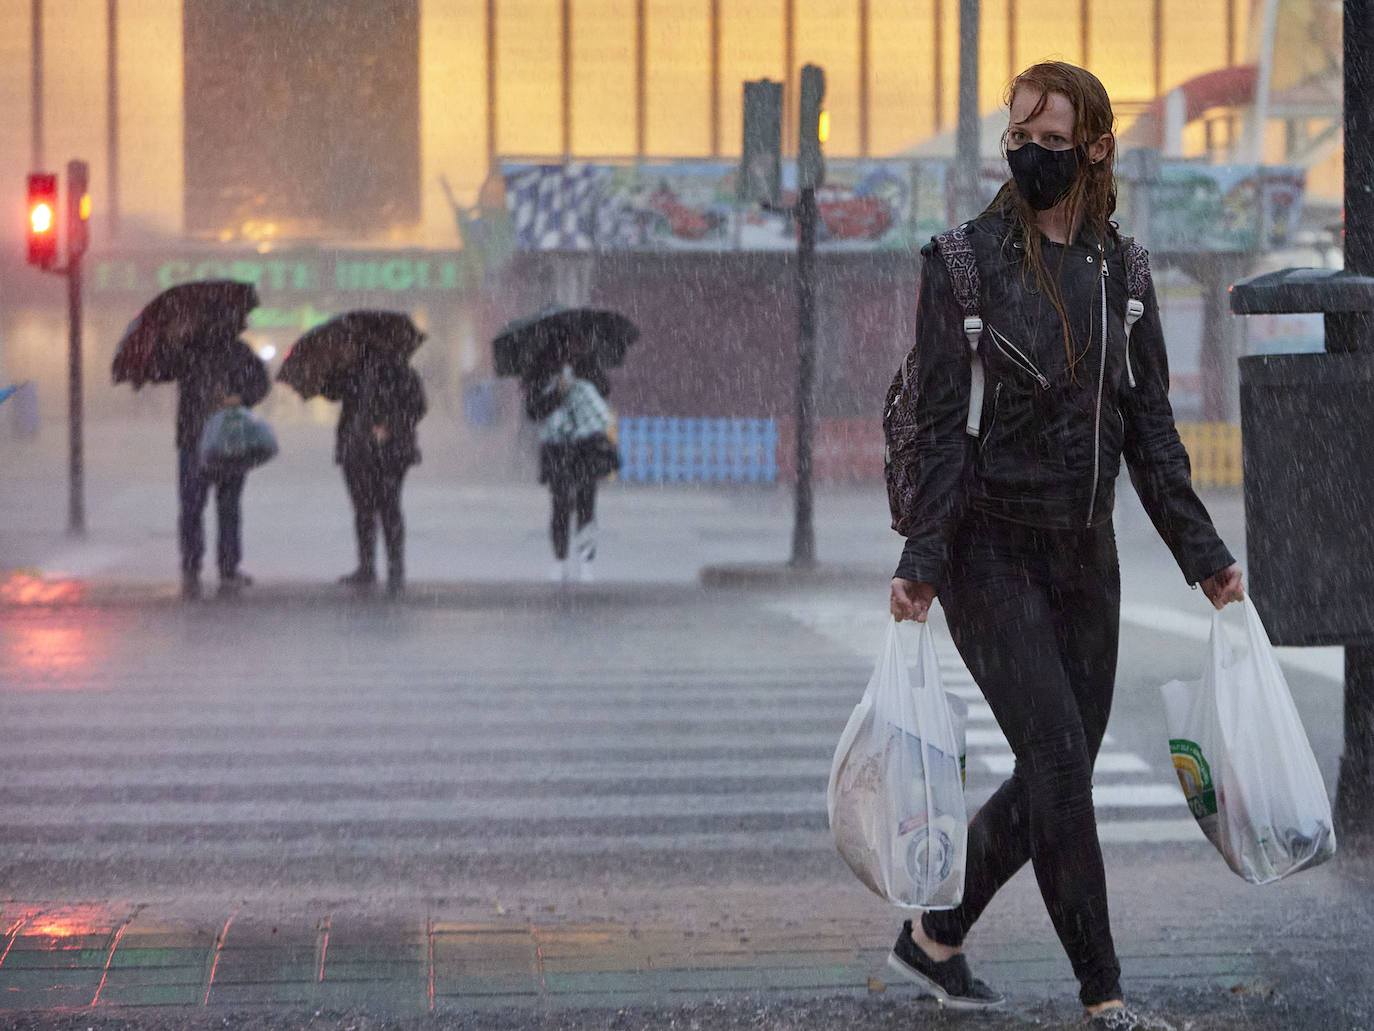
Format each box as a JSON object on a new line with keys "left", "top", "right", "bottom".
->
{"left": 550, "top": 476, "right": 596, "bottom": 561}
{"left": 921, "top": 513, "right": 1122, "bottom": 1007}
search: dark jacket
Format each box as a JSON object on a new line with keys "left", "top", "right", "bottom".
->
{"left": 335, "top": 358, "right": 427, "bottom": 470}
{"left": 888, "top": 211, "right": 1234, "bottom": 588}
{"left": 175, "top": 334, "right": 270, "bottom": 450}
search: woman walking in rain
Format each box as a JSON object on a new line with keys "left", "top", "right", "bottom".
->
{"left": 535, "top": 364, "right": 618, "bottom": 582}
{"left": 335, "top": 350, "right": 427, "bottom": 596}
{"left": 883, "top": 62, "right": 1244, "bottom": 1030}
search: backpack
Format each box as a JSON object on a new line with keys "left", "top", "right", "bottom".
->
{"left": 883, "top": 223, "right": 1153, "bottom": 527}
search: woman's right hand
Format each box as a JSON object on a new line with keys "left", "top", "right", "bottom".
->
{"left": 890, "top": 578, "right": 936, "bottom": 623}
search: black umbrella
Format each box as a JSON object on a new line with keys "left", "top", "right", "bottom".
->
{"left": 278, "top": 310, "right": 425, "bottom": 401}
{"left": 113, "top": 280, "right": 259, "bottom": 388}
{"left": 492, "top": 306, "right": 638, "bottom": 383}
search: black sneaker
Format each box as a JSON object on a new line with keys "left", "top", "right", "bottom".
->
{"left": 180, "top": 573, "right": 202, "bottom": 601}
{"left": 886, "top": 919, "right": 1004, "bottom": 1010}
{"left": 1088, "top": 1005, "right": 1177, "bottom": 1031}
{"left": 339, "top": 569, "right": 377, "bottom": 588}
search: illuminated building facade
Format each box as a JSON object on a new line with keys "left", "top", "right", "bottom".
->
{"left": 0, "top": 0, "right": 1341, "bottom": 426}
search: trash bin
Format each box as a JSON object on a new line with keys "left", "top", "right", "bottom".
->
{"left": 1238, "top": 352, "right": 1374, "bottom": 645}
{"left": 1232, "top": 268, "right": 1374, "bottom": 647}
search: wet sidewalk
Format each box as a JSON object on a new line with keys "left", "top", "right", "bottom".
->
{"left": 0, "top": 414, "right": 1241, "bottom": 600}
{"left": 4, "top": 853, "right": 1373, "bottom": 1030}
{"left": 0, "top": 896, "right": 1321, "bottom": 1020}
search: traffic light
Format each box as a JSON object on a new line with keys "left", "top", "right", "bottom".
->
{"left": 27, "top": 172, "right": 58, "bottom": 268}
{"left": 798, "top": 64, "right": 827, "bottom": 191}
{"left": 67, "top": 160, "right": 90, "bottom": 260}
{"left": 739, "top": 79, "right": 782, "bottom": 207}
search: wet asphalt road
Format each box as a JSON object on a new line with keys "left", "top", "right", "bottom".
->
{"left": 1, "top": 585, "right": 1370, "bottom": 1030}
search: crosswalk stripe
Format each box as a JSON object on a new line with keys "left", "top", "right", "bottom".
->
{"left": 979, "top": 752, "right": 1152, "bottom": 775}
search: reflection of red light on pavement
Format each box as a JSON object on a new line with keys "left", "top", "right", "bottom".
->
{"left": 8, "top": 626, "right": 93, "bottom": 679}
{"left": 23, "top": 904, "right": 114, "bottom": 943}
{"left": 0, "top": 572, "right": 84, "bottom": 605}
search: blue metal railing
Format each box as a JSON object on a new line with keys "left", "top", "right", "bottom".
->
{"left": 617, "top": 417, "right": 778, "bottom": 484}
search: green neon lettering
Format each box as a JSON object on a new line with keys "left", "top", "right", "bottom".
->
{"left": 382, "top": 260, "right": 414, "bottom": 291}
{"left": 158, "top": 261, "right": 191, "bottom": 289}
{"left": 336, "top": 261, "right": 379, "bottom": 291}
{"left": 229, "top": 261, "right": 262, "bottom": 287}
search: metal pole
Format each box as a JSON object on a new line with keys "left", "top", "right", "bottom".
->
{"left": 1331, "top": 0, "right": 1374, "bottom": 841}
{"left": 709, "top": 0, "right": 721, "bottom": 157}
{"left": 107, "top": 0, "right": 119, "bottom": 237}
{"left": 1334, "top": 647, "right": 1374, "bottom": 839}
{"left": 1247, "top": 0, "right": 1280, "bottom": 163}
{"left": 31, "top": 0, "right": 43, "bottom": 169}
{"left": 790, "top": 186, "right": 818, "bottom": 568}
{"left": 1079, "top": 0, "right": 1090, "bottom": 67}
{"left": 560, "top": 0, "right": 572, "bottom": 161}
{"left": 952, "top": 0, "right": 980, "bottom": 222}
{"left": 67, "top": 250, "right": 85, "bottom": 537}
{"left": 858, "top": 0, "right": 870, "bottom": 158}
{"left": 635, "top": 0, "right": 646, "bottom": 163}
{"left": 783, "top": 0, "right": 795, "bottom": 157}
{"left": 932, "top": 0, "right": 944, "bottom": 132}
{"left": 486, "top": 0, "right": 497, "bottom": 166}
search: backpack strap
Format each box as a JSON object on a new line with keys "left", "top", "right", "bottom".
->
{"left": 932, "top": 223, "right": 986, "bottom": 437}
{"left": 1122, "top": 239, "right": 1150, "bottom": 388}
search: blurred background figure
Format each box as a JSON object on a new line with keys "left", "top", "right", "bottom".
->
{"left": 111, "top": 281, "right": 268, "bottom": 600}
{"left": 277, "top": 311, "right": 427, "bottom": 597}
{"left": 333, "top": 349, "right": 427, "bottom": 597}
{"left": 492, "top": 306, "right": 638, "bottom": 582}
{"left": 534, "top": 364, "right": 619, "bottom": 582}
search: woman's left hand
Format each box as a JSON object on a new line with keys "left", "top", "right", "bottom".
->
{"left": 1200, "top": 563, "right": 1245, "bottom": 609}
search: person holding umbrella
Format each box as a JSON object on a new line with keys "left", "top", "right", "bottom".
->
{"left": 278, "top": 311, "right": 426, "bottom": 596}
{"left": 175, "top": 309, "right": 270, "bottom": 600}
{"left": 535, "top": 364, "right": 618, "bottom": 582}
{"left": 113, "top": 279, "right": 268, "bottom": 600}
{"left": 491, "top": 306, "right": 637, "bottom": 582}
{"left": 332, "top": 350, "right": 426, "bottom": 597}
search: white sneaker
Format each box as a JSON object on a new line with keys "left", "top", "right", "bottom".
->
{"left": 577, "top": 557, "right": 596, "bottom": 583}
{"left": 548, "top": 560, "right": 571, "bottom": 582}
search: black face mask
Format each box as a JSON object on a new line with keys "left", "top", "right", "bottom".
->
{"left": 1007, "top": 142, "right": 1081, "bottom": 211}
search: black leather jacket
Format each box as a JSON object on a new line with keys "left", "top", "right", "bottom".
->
{"left": 888, "top": 211, "right": 1234, "bottom": 588}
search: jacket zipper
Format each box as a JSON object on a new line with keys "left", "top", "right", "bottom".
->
{"left": 987, "top": 325, "right": 1051, "bottom": 388}
{"left": 978, "top": 382, "right": 1002, "bottom": 453}
{"left": 1086, "top": 249, "right": 1108, "bottom": 526}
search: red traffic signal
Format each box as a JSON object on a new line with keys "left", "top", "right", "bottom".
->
{"left": 27, "top": 172, "right": 58, "bottom": 268}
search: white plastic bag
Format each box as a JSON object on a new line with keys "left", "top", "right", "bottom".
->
{"left": 1159, "top": 597, "right": 1336, "bottom": 884}
{"left": 827, "top": 619, "right": 968, "bottom": 908}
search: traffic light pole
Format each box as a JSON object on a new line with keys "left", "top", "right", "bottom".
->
{"left": 65, "top": 249, "right": 85, "bottom": 536}
{"left": 790, "top": 185, "right": 818, "bottom": 569}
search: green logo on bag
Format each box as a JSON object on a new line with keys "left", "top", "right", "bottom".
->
{"left": 1169, "top": 738, "right": 1217, "bottom": 819}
